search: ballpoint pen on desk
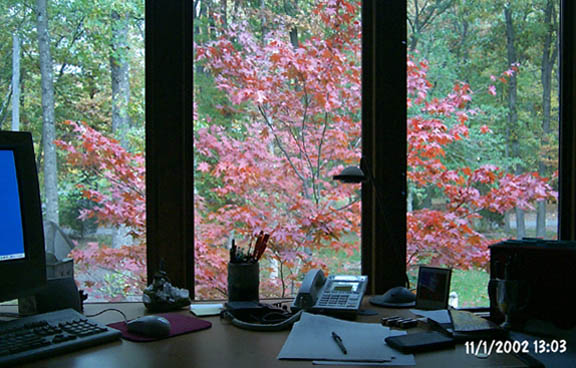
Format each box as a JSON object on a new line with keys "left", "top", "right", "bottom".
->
{"left": 331, "top": 331, "right": 347, "bottom": 355}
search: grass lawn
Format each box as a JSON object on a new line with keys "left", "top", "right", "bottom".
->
{"left": 450, "top": 268, "right": 490, "bottom": 308}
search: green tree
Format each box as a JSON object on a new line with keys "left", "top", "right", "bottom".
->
{"left": 36, "top": 0, "right": 59, "bottom": 225}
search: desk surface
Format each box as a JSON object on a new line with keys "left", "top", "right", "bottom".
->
{"left": 1, "top": 300, "right": 531, "bottom": 368}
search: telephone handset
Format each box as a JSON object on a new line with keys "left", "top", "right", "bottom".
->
{"left": 291, "top": 269, "right": 368, "bottom": 316}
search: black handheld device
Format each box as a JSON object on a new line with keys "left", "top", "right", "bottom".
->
{"left": 385, "top": 331, "right": 455, "bottom": 353}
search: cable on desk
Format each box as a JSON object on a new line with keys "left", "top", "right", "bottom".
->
{"left": 0, "top": 312, "right": 20, "bottom": 319}
{"left": 85, "top": 308, "right": 128, "bottom": 323}
{"left": 1, "top": 308, "right": 129, "bottom": 322}
{"left": 221, "top": 309, "right": 302, "bottom": 331}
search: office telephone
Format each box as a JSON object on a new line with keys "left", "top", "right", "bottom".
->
{"left": 291, "top": 269, "right": 368, "bottom": 316}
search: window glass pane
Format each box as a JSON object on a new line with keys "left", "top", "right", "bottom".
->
{"left": 406, "top": 1, "right": 559, "bottom": 307}
{"left": 194, "top": 0, "right": 362, "bottom": 299}
{"left": 0, "top": 0, "right": 146, "bottom": 302}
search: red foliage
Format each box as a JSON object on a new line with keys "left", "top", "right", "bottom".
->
{"left": 55, "top": 121, "right": 146, "bottom": 300}
{"left": 56, "top": 121, "right": 145, "bottom": 235}
{"left": 58, "top": 1, "right": 557, "bottom": 300}
{"left": 406, "top": 58, "right": 556, "bottom": 268}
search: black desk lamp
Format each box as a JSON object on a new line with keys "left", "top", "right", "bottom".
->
{"left": 333, "top": 163, "right": 416, "bottom": 308}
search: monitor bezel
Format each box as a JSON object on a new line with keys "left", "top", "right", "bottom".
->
{"left": 0, "top": 131, "right": 46, "bottom": 302}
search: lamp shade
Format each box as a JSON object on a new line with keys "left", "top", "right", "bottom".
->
{"left": 332, "top": 166, "right": 366, "bottom": 183}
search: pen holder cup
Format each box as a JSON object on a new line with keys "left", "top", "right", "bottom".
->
{"left": 227, "top": 262, "right": 259, "bottom": 302}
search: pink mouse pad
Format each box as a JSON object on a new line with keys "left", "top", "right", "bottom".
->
{"left": 108, "top": 313, "right": 212, "bottom": 342}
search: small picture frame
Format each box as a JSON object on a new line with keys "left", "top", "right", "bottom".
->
{"left": 415, "top": 266, "right": 452, "bottom": 310}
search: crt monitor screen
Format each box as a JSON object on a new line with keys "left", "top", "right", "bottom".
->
{"left": 0, "top": 131, "right": 46, "bottom": 303}
{"left": 0, "top": 150, "right": 26, "bottom": 262}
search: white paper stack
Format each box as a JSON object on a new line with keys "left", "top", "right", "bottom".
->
{"left": 189, "top": 303, "right": 224, "bottom": 317}
{"left": 277, "top": 312, "right": 415, "bottom": 366}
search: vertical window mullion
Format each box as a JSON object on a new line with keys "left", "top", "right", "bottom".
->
{"left": 362, "top": 0, "right": 407, "bottom": 294}
{"left": 146, "top": 0, "right": 195, "bottom": 296}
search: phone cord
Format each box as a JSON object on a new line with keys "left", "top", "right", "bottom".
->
{"left": 228, "top": 310, "right": 303, "bottom": 332}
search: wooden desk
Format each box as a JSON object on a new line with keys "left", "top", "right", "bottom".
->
{"left": 1, "top": 301, "right": 531, "bottom": 368}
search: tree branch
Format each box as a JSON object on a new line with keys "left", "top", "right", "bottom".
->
{"left": 331, "top": 195, "right": 361, "bottom": 212}
{"left": 314, "top": 112, "right": 329, "bottom": 204}
{"left": 257, "top": 104, "right": 308, "bottom": 187}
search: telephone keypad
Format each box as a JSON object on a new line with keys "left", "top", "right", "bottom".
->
{"left": 317, "top": 293, "right": 360, "bottom": 308}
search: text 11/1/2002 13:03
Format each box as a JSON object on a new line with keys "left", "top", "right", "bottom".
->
{"left": 465, "top": 339, "right": 568, "bottom": 356}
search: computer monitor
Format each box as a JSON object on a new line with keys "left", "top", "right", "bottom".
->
{"left": 0, "top": 131, "right": 46, "bottom": 303}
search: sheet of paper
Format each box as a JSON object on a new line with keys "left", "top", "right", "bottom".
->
{"left": 312, "top": 330, "right": 416, "bottom": 366}
{"left": 410, "top": 309, "right": 451, "bottom": 324}
{"left": 278, "top": 312, "right": 395, "bottom": 362}
{"left": 189, "top": 303, "right": 223, "bottom": 317}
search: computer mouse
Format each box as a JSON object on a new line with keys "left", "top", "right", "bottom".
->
{"left": 126, "top": 315, "right": 171, "bottom": 338}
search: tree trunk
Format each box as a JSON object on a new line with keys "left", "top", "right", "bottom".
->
{"left": 408, "top": 0, "right": 454, "bottom": 52}
{"left": 407, "top": 184, "right": 414, "bottom": 213}
{"left": 110, "top": 11, "right": 131, "bottom": 148}
{"left": 12, "top": 34, "right": 20, "bottom": 132}
{"left": 110, "top": 11, "right": 132, "bottom": 248}
{"left": 536, "top": 200, "right": 546, "bottom": 237}
{"left": 0, "top": 88, "right": 12, "bottom": 130}
{"left": 194, "top": 0, "right": 207, "bottom": 75}
{"left": 504, "top": 210, "right": 511, "bottom": 233}
{"left": 408, "top": 1, "right": 421, "bottom": 52}
{"left": 504, "top": 6, "right": 524, "bottom": 239}
{"left": 36, "top": 0, "right": 59, "bottom": 225}
{"left": 260, "top": 0, "right": 267, "bottom": 42}
{"left": 515, "top": 207, "right": 526, "bottom": 239}
{"left": 220, "top": 0, "right": 227, "bottom": 28}
{"left": 284, "top": 0, "right": 299, "bottom": 48}
{"left": 536, "top": 0, "right": 557, "bottom": 238}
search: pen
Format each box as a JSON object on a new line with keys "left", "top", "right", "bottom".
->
{"left": 331, "top": 331, "right": 347, "bottom": 355}
{"left": 230, "top": 239, "right": 237, "bottom": 262}
{"left": 252, "top": 231, "right": 264, "bottom": 260}
{"left": 255, "top": 233, "right": 269, "bottom": 261}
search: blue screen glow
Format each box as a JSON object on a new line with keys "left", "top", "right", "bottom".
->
{"left": 0, "top": 150, "right": 25, "bottom": 261}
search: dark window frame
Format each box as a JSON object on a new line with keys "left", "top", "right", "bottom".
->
{"left": 145, "top": 1, "right": 194, "bottom": 290}
{"left": 146, "top": 0, "right": 574, "bottom": 298}
{"left": 362, "top": 0, "right": 407, "bottom": 294}
{"left": 559, "top": 0, "right": 576, "bottom": 240}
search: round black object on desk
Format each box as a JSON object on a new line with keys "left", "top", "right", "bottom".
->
{"left": 370, "top": 286, "right": 416, "bottom": 308}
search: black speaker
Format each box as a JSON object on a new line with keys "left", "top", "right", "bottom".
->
{"left": 33, "top": 278, "right": 82, "bottom": 313}
{"left": 489, "top": 239, "right": 576, "bottom": 329}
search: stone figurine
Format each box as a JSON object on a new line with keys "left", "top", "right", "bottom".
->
{"left": 143, "top": 271, "right": 191, "bottom": 312}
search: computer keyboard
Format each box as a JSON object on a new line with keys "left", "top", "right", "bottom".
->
{"left": 0, "top": 308, "right": 121, "bottom": 367}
